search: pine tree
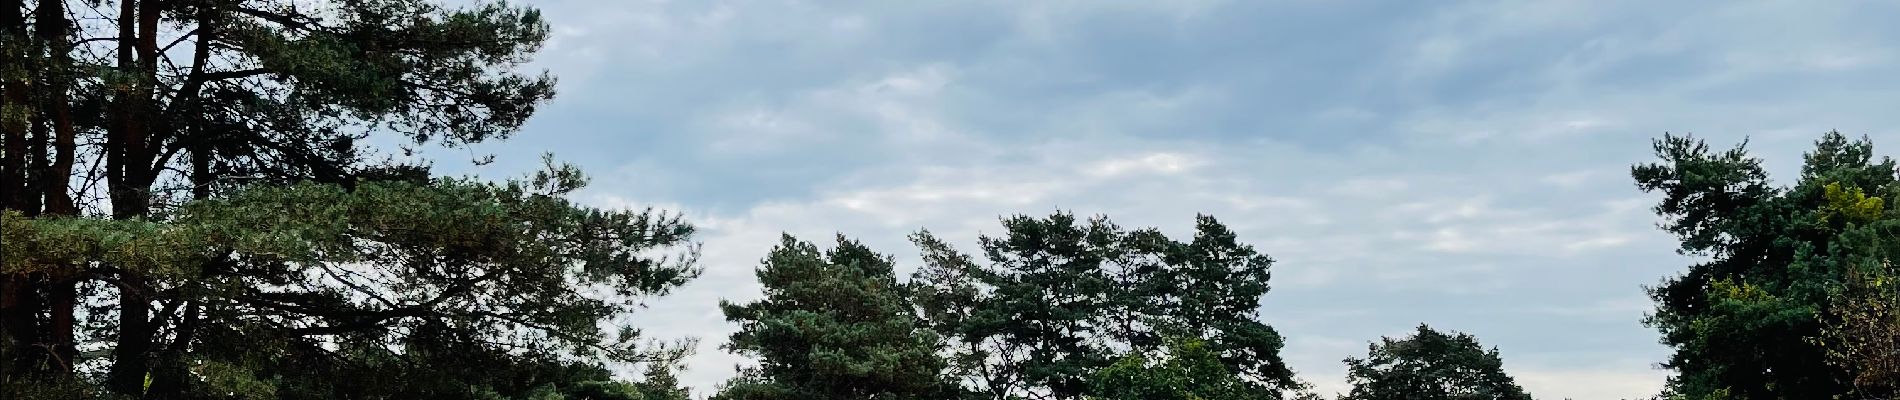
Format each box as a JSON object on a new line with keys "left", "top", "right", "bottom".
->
{"left": 1632, "top": 131, "right": 1898, "bottom": 399}
{"left": 2, "top": 163, "right": 701, "bottom": 398}
{"left": 0, "top": 0, "right": 636, "bottom": 397}
{"left": 911, "top": 213, "right": 1300, "bottom": 400}
{"left": 714, "top": 235, "right": 954, "bottom": 400}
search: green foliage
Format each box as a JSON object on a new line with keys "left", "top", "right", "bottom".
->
{"left": 2, "top": 165, "right": 702, "bottom": 398}
{"left": 1090, "top": 338, "right": 1275, "bottom": 400}
{"left": 714, "top": 235, "right": 954, "bottom": 400}
{"left": 1812, "top": 224, "right": 1900, "bottom": 398}
{"left": 631, "top": 362, "right": 695, "bottom": 400}
{"left": 6, "top": 0, "right": 573, "bottom": 395}
{"left": 0, "top": 378, "right": 100, "bottom": 400}
{"left": 1820, "top": 183, "right": 1886, "bottom": 224}
{"left": 1631, "top": 131, "right": 1899, "bottom": 399}
{"left": 1340, "top": 325, "right": 1531, "bottom": 400}
{"left": 227, "top": 0, "right": 556, "bottom": 145}
{"left": 912, "top": 213, "right": 1299, "bottom": 400}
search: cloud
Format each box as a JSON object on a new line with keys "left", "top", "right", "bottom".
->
{"left": 455, "top": 0, "right": 1900, "bottom": 398}
{"left": 1084, "top": 152, "right": 1207, "bottom": 177}
{"left": 584, "top": 133, "right": 1679, "bottom": 393}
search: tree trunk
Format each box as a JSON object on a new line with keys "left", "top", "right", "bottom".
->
{"left": 45, "top": 278, "right": 77, "bottom": 375}
{"left": 39, "top": 0, "right": 76, "bottom": 217}
{"left": 107, "top": 277, "right": 154, "bottom": 396}
{"left": 105, "top": 0, "right": 160, "bottom": 396}
{"left": 34, "top": 0, "right": 80, "bottom": 380}
{"left": 1, "top": 0, "right": 28, "bottom": 213}
{"left": 1, "top": 0, "right": 49, "bottom": 382}
{"left": 0, "top": 276, "right": 40, "bottom": 382}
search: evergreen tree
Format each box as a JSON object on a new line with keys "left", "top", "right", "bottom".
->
{"left": 0, "top": 0, "right": 666, "bottom": 397}
{"left": 714, "top": 235, "right": 954, "bottom": 400}
{"left": 633, "top": 362, "right": 696, "bottom": 400}
{"left": 2, "top": 163, "right": 701, "bottom": 398}
{"left": 911, "top": 213, "right": 1300, "bottom": 400}
{"left": 1632, "top": 131, "right": 1897, "bottom": 399}
{"left": 1340, "top": 324, "right": 1532, "bottom": 400}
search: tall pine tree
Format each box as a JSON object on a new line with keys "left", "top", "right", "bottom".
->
{"left": 0, "top": 0, "right": 700, "bottom": 397}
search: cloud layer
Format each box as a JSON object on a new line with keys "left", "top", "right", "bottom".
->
{"left": 433, "top": 1, "right": 1900, "bottom": 398}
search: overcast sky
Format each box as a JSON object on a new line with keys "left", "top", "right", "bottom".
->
{"left": 426, "top": 1, "right": 1900, "bottom": 398}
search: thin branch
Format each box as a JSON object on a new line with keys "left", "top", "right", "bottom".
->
{"left": 195, "top": 68, "right": 271, "bottom": 81}
{"left": 157, "top": 27, "right": 201, "bottom": 54}
{"left": 72, "top": 36, "right": 120, "bottom": 46}
{"left": 230, "top": 6, "right": 322, "bottom": 32}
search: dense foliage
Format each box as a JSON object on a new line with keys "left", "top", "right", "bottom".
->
{"left": 713, "top": 235, "right": 954, "bottom": 400}
{"left": 1089, "top": 338, "right": 1278, "bottom": 400}
{"left": 2, "top": 0, "right": 691, "bottom": 398}
{"left": 908, "top": 213, "right": 1302, "bottom": 400}
{"left": 1632, "top": 132, "right": 1899, "bottom": 399}
{"left": 1339, "top": 325, "right": 1532, "bottom": 400}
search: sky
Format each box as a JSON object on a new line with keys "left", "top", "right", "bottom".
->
{"left": 422, "top": 1, "right": 1900, "bottom": 398}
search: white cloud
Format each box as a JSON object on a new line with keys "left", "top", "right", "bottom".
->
{"left": 1084, "top": 152, "right": 1207, "bottom": 177}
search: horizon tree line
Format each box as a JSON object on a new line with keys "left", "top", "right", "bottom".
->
{"left": 3, "top": 0, "right": 1894, "bottom": 399}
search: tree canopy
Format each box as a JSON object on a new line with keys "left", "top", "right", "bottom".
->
{"left": 1340, "top": 324, "right": 1532, "bottom": 400}
{"left": 909, "top": 213, "right": 1301, "bottom": 400}
{"left": 1090, "top": 338, "right": 1279, "bottom": 400}
{"left": 1, "top": 0, "right": 694, "bottom": 398}
{"left": 1632, "top": 131, "right": 1899, "bottom": 399}
{"left": 713, "top": 235, "right": 954, "bottom": 400}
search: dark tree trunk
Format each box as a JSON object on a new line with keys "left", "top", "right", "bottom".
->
{"left": 0, "top": 276, "right": 41, "bottom": 381}
{"left": 39, "top": 0, "right": 76, "bottom": 217}
{"left": 107, "top": 278, "right": 154, "bottom": 396}
{"left": 1, "top": 0, "right": 49, "bottom": 382}
{"left": 45, "top": 278, "right": 77, "bottom": 375}
{"left": 1, "top": 0, "right": 28, "bottom": 213}
{"left": 35, "top": 0, "right": 81, "bottom": 380}
{"left": 105, "top": 1, "right": 162, "bottom": 396}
